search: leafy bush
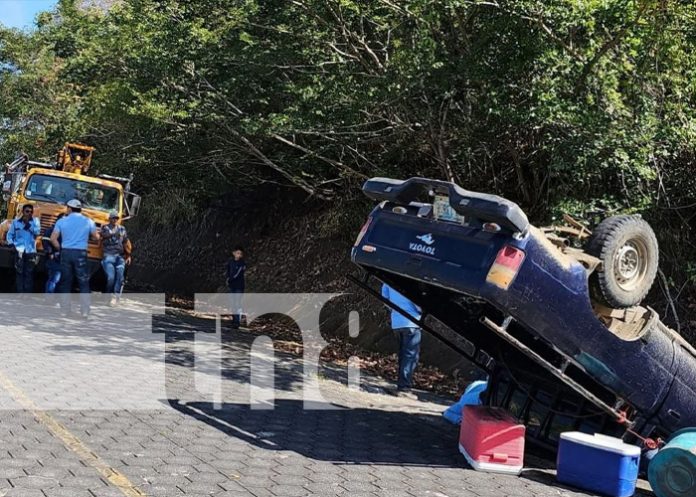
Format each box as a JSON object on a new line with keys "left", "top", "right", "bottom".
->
{"left": 1, "top": 0, "right": 694, "bottom": 322}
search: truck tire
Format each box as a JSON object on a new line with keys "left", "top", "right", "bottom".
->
{"left": 586, "top": 215, "right": 659, "bottom": 309}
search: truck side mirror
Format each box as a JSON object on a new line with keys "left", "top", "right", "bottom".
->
{"left": 3, "top": 172, "right": 24, "bottom": 201}
{"left": 124, "top": 193, "right": 141, "bottom": 219}
{"left": 2, "top": 174, "right": 12, "bottom": 200}
{"left": 2, "top": 173, "right": 12, "bottom": 194}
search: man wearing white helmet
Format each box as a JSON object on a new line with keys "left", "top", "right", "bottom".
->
{"left": 50, "top": 199, "right": 100, "bottom": 317}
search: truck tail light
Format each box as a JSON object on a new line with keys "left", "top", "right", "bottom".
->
{"left": 354, "top": 217, "right": 373, "bottom": 247}
{"left": 486, "top": 245, "right": 525, "bottom": 290}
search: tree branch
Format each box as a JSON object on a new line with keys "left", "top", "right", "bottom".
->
{"left": 272, "top": 134, "right": 369, "bottom": 179}
{"left": 223, "top": 124, "right": 328, "bottom": 199}
{"left": 575, "top": 2, "right": 649, "bottom": 90}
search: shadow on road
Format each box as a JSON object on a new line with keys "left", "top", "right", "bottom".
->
{"left": 169, "top": 398, "right": 463, "bottom": 468}
{"left": 169, "top": 397, "right": 648, "bottom": 497}
{"left": 521, "top": 469, "right": 654, "bottom": 497}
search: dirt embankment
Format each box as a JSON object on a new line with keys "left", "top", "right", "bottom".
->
{"left": 128, "top": 187, "right": 355, "bottom": 294}
{"left": 126, "top": 187, "right": 476, "bottom": 379}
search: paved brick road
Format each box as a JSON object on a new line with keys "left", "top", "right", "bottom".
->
{"left": 0, "top": 299, "right": 654, "bottom": 497}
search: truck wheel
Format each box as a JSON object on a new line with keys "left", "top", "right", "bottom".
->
{"left": 586, "top": 215, "right": 659, "bottom": 309}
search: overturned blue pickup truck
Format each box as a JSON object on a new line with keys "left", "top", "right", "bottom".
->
{"left": 351, "top": 177, "right": 696, "bottom": 452}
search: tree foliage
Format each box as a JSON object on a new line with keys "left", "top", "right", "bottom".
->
{"left": 1, "top": 0, "right": 695, "bottom": 292}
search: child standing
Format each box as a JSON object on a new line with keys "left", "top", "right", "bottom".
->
{"left": 226, "top": 246, "right": 246, "bottom": 329}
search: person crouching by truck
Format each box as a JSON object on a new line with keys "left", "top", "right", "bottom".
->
{"left": 226, "top": 246, "right": 246, "bottom": 329}
{"left": 381, "top": 283, "right": 422, "bottom": 399}
{"left": 100, "top": 211, "right": 131, "bottom": 306}
{"left": 7, "top": 204, "right": 41, "bottom": 293}
{"left": 50, "top": 199, "right": 100, "bottom": 318}
{"left": 43, "top": 213, "right": 65, "bottom": 294}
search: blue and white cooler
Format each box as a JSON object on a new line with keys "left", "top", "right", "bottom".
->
{"left": 557, "top": 432, "right": 641, "bottom": 497}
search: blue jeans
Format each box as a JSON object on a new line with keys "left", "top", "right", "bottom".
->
{"left": 229, "top": 289, "right": 243, "bottom": 327}
{"left": 102, "top": 254, "right": 126, "bottom": 296}
{"left": 394, "top": 327, "right": 422, "bottom": 390}
{"left": 14, "top": 253, "right": 36, "bottom": 293}
{"left": 45, "top": 261, "right": 61, "bottom": 293}
{"left": 59, "top": 249, "right": 91, "bottom": 315}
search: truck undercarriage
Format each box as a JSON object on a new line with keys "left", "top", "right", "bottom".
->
{"left": 350, "top": 270, "right": 630, "bottom": 451}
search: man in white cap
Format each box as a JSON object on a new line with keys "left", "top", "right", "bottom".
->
{"left": 50, "top": 199, "right": 100, "bottom": 317}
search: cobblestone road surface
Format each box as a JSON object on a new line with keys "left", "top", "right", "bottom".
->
{"left": 0, "top": 299, "right": 654, "bottom": 497}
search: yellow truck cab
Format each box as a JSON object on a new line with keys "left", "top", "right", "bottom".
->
{"left": 0, "top": 143, "right": 141, "bottom": 276}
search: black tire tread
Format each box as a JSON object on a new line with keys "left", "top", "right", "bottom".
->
{"left": 585, "top": 215, "right": 659, "bottom": 308}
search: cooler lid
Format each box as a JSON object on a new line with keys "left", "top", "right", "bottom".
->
{"left": 464, "top": 405, "right": 519, "bottom": 425}
{"left": 560, "top": 432, "right": 641, "bottom": 456}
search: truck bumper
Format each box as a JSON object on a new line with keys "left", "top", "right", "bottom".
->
{"left": 0, "top": 246, "right": 102, "bottom": 277}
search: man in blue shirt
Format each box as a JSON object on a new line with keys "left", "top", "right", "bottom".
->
{"left": 7, "top": 204, "right": 41, "bottom": 292}
{"left": 50, "top": 199, "right": 99, "bottom": 317}
{"left": 381, "top": 283, "right": 423, "bottom": 398}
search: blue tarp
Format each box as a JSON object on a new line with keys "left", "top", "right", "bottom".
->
{"left": 442, "top": 380, "right": 488, "bottom": 425}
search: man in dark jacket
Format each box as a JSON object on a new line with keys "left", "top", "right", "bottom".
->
{"left": 226, "top": 246, "right": 246, "bottom": 329}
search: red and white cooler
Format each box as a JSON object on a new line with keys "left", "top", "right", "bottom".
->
{"left": 458, "top": 405, "right": 525, "bottom": 475}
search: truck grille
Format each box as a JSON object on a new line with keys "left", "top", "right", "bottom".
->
{"left": 39, "top": 213, "right": 103, "bottom": 258}
{"left": 40, "top": 213, "right": 58, "bottom": 231}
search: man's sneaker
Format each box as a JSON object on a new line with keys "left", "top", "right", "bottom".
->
{"left": 109, "top": 295, "right": 118, "bottom": 307}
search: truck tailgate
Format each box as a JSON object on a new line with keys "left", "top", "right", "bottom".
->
{"left": 356, "top": 211, "right": 511, "bottom": 295}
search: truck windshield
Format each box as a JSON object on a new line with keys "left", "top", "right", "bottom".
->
{"left": 24, "top": 174, "right": 120, "bottom": 212}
